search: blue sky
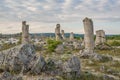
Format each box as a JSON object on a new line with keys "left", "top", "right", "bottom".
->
{"left": 0, "top": 0, "right": 120, "bottom": 34}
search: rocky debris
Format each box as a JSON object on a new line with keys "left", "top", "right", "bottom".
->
{"left": 0, "top": 71, "right": 22, "bottom": 80}
{"left": 95, "top": 43, "right": 112, "bottom": 50}
{"left": 30, "top": 56, "right": 46, "bottom": 75}
{"left": 0, "top": 44, "right": 36, "bottom": 73}
{"left": 79, "top": 51, "right": 112, "bottom": 62}
{"left": 63, "top": 56, "right": 81, "bottom": 78}
{"left": 55, "top": 44, "right": 64, "bottom": 54}
{"left": 38, "top": 77, "right": 57, "bottom": 80}
{"left": 0, "top": 44, "right": 47, "bottom": 75}
{"left": 63, "top": 42, "right": 69, "bottom": 46}
{"left": 73, "top": 42, "right": 82, "bottom": 50}
{"left": 100, "top": 66, "right": 105, "bottom": 72}
{"left": 46, "top": 58, "right": 55, "bottom": 71}
{"left": 103, "top": 75, "right": 115, "bottom": 80}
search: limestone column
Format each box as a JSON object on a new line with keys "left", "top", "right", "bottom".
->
{"left": 55, "top": 24, "right": 62, "bottom": 41}
{"left": 83, "top": 17, "right": 94, "bottom": 54}
{"left": 101, "top": 30, "right": 106, "bottom": 44}
{"left": 61, "top": 30, "right": 66, "bottom": 40}
{"left": 22, "top": 21, "right": 29, "bottom": 44}
{"left": 95, "top": 30, "right": 106, "bottom": 45}
{"left": 70, "top": 32, "right": 74, "bottom": 41}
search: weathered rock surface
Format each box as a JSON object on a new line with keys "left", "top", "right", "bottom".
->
{"left": 55, "top": 24, "right": 62, "bottom": 41}
{"left": 70, "top": 32, "right": 74, "bottom": 41}
{"left": 79, "top": 51, "right": 113, "bottom": 62}
{"left": 55, "top": 44, "right": 64, "bottom": 54}
{"left": 0, "top": 44, "right": 46, "bottom": 74}
{"left": 22, "top": 21, "right": 29, "bottom": 44}
{"left": 0, "top": 71, "right": 22, "bottom": 80}
{"left": 73, "top": 42, "right": 82, "bottom": 50}
{"left": 63, "top": 56, "right": 81, "bottom": 77}
{"left": 83, "top": 17, "right": 94, "bottom": 54}
{"left": 95, "top": 30, "right": 106, "bottom": 46}
{"left": 103, "top": 75, "right": 115, "bottom": 80}
{"left": 30, "top": 56, "right": 46, "bottom": 75}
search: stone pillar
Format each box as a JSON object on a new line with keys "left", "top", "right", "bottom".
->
{"left": 95, "top": 30, "right": 106, "bottom": 45}
{"left": 70, "top": 32, "right": 74, "bottom": 41}
{"left": 61, "top": 30, "right": 66, "bottom": 40}
{"left": 83, "top": 17, "right": 94, "bottom": 54}
{"left": 22, "top": 21, "right": 29, "bottom": 44}
{"left": 55, "top": 24, "right": 62, "bottom": 41}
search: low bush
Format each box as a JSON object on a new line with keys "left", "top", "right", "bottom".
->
{"left": 47, "top": 39, "right": 62, "bottom": 52}
{"left": 109, "top": 40, "right": 120, "bottom": 46}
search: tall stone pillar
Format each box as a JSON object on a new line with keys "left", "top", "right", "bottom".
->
{"left": 83, "top": 17, "right": 94, "bottom": 54}
{"left": 95, "top": 30, "right": 106, "bottom": 45}
{"left": 61, "top": 30, "right": 66, "bottom": 40}
{"left": 22, "top": 21, "right": 29, "bottom": 44}
{"left": 55, "top": 24, "right": 62, "bottom": 41}
{"left": 70, "top": 32, "right": 74, "bottom": 41}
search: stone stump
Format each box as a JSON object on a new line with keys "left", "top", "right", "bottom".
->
{"left": 95, "top": 30, "right": 106, "bottom": 45}
{"left": 70, "top": 32, "right": 74, "bottom": 41}
{"left": 22, "top": 21, "right": 29, "bottom": 44}
{"left": 61, "top": 30, "right": 66, "bottom": 40}
{"left": 55, "top": 24, "right": 62, "bottom": 41}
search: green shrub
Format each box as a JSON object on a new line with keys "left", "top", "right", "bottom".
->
{"left": 109, "top": 40, "right": 120, "bottom": 46}
{"left": 47, "top": 39, "right": 62, "bottom": 52}
{"left": 0, "top": 43, "right": 16, "bottom": 51}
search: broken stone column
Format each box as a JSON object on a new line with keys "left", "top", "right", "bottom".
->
{"left": 83, "top": 17, "right": 94, "bottom": 54}
{"left": 70, "top": 32, "right": 74, "bottom": 41}
{"left": 61, "top": 30, "right": 66, "bottom": 40}
{"left": 95, "top": 30, "right": 106, "bottom": 45}
{"left": 22, "top": 21, "right": 29, "bottom": 44}
{"left": 55, "top": 24, "right": 62, "bottom": 41}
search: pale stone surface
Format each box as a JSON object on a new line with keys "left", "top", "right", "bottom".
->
{"left": 95, "top": 30, "right": 106, "bottom": 45}
{"left": 0, "top": 71, "right": 23, "bottom": 80}
{"left": 0, "top": 44, "right": 46, "bottom": 74}
{"left": 30, "top": 56, "right": 46, "bottom": 74}
{"left": 0, "top": 44, "right": 36, "bottom": 73}
{"left": 55, "top": 24, "right": 62, "bottom": 41}
{"left": 22, "top": 21, "right": 29, "bottom": 44}
{"left": 61, "top": 30, "right": 66, "bottom": 40}
{"left": 73, "top": 42, "right": 82, "bottom": 50}
{"left": 70, "top": 32, "right": 74, "bottom": 41}
{"left": 55, "top": 44, "right": 64, "bottom": 54}
{"left": 63, "top": 56, "right": 81, "bottom": 77}
{"left": 83, "top": 17, "right": 94, "bottom": 54}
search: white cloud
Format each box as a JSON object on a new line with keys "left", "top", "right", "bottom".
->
{"left": 0, "top": 0, "right": 120, "bottom": 34}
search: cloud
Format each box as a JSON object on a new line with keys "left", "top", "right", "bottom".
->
{"left": 0, "top": 0, "right": 120, "bottom": 22}
{"left": 0, "top": 0, "right": 120, "bottom": 34}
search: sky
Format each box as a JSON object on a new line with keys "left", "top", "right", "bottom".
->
{"left": 0, "top": 0, "right": 120, "bottom": 34}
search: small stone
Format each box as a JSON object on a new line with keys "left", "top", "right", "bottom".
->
{"left": 103, "top": 75, "right": 114, "bottom": 80}
{"left": 55, "top": 44, "right": 64, "bottom": 54}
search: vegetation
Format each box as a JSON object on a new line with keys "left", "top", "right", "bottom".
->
{"left": 46, "top": 39, "right": 62, "bottom": 52}
{"left": 61, "top": 72, "right": 104, "bottom": 80}
{"left": 0, "top": 43, "right": 16, "bottom": 51}
{"left": 106, "top": 35, "right": 120, "bottom": 40}
{"left": 109, "top": 40, "right": 120, "bottom": 46}
{"left": 74, "top": 36, "right": 81, "bottom": 40}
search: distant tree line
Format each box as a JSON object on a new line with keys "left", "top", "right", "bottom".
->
{"left": 106, "top": 35, "right": 120, "bottom": 40}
